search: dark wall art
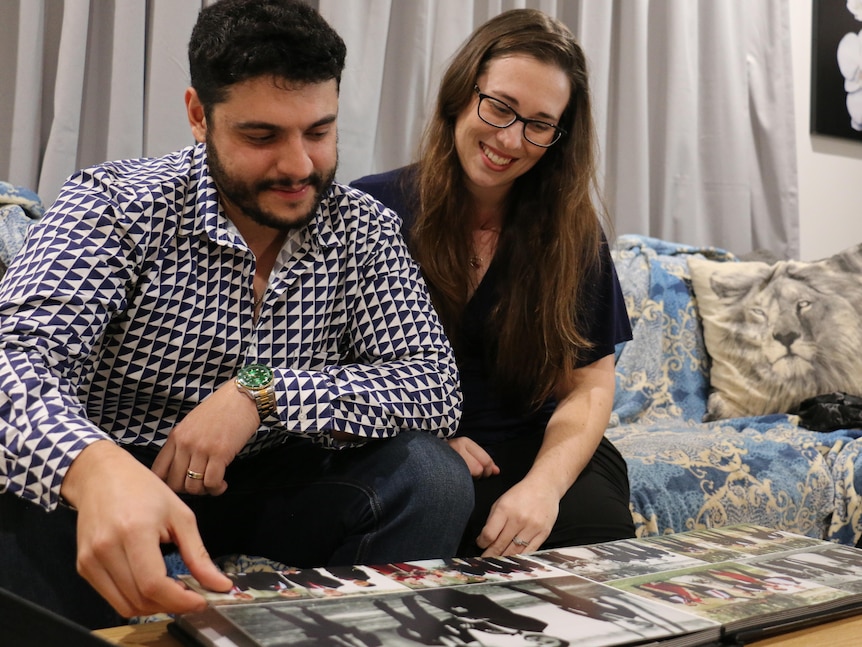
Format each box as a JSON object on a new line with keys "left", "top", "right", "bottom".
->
{"left": 812, "top": 0, "right": 862, "bottom": 141}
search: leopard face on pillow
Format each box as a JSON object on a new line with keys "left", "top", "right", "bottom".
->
{"left": 688, "top": 244, "right": 862, "bottom": 420}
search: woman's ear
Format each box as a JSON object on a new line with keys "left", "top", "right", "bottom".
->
{"left": 185, "top": 87, "right": 207, "bottom": 143}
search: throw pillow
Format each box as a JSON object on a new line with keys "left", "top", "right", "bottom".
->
{"left": 687, "top": 244, "right": 862, "bottom": 420}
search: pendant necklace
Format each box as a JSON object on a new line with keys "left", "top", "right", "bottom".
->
{"left": 470, "top": 224, "right": 500, "bottom": 269}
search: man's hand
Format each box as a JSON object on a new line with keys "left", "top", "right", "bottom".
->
{"left": 61, "top": 441, "right": 233, "bottom": 618}
{"left": 447, "top": 436, "right": 500, "bottom": 478}
{"left": 152, "top": 380, "right": 261, "bottom": 496}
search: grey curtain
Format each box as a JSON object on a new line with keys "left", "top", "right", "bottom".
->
{"left": 0, "top": 0, "right": 799, "bottom": 257}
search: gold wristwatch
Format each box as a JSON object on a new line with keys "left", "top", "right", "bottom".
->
{"left": 235, "top": 364, "right": 276, "bottom": 419}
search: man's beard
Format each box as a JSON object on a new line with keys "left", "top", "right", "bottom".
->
{"left": 206, "top": 133, "right": 336, "bottom": 232}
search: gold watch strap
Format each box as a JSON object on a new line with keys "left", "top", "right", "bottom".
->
{"left": 236, "top": 378, "right": 277, "bottom": 419}
{"left": 254, "top": 386, "right": 277, "bottom": 418}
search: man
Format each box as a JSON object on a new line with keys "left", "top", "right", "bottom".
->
{"left": 0, "top": 0, "right": 472, "bottom": 629}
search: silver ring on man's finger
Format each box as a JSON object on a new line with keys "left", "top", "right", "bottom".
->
{"left": 511, "top": 536, "right": 529, "bottom": 547}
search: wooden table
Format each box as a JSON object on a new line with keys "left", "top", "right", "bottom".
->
{"left": 95, "top": 620, "right": 176, "bottom": 646}
{"left": 95, "top": 612, "right": 862, "bottom": 646}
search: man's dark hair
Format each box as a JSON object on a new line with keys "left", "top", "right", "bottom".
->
{"left": 188, "top": 0, "right": 346, "bottom": 112}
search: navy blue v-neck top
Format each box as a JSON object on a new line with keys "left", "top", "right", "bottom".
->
{"left": 352, "top": 167, "right": 632, "bottom": 446}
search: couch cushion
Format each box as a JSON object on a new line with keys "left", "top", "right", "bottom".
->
{"left": 688, "top": 244, "right": 862, "bottom": 421}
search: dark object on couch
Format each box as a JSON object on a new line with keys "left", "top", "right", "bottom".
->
{"left": 793, "top": 392, "right": 862, "bottom": 432}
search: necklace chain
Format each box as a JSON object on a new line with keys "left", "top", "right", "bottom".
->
{"left": 470, "top": 221, "right": 500, "bottom": 270}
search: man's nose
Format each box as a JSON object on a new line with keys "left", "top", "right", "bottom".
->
{"left": 275, "top": 135, "right": 314, "bottom": 180}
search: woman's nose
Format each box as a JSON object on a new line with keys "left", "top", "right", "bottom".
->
{"left": 496, "top": 122, "right": 524, "bottom": 150}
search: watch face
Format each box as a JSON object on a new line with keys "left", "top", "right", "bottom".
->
{"left": 237, "top": 364, "right": 273, "bottom": 389}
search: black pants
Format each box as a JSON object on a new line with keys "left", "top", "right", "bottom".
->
{"left": 458, "top": 433, "right": 635, "bottom": 556}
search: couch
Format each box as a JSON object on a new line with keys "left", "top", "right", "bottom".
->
{"left": 607, "top": 234, "right": 862, "bottom": 546}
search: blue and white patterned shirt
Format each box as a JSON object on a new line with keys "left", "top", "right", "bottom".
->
{"left": 0, "top": 144, "right": 461, "bottom": 510}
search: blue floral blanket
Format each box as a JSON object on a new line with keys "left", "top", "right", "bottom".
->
{"left": 607, "top": 235, "right": 862, "bottom": 544}
{"left": 0, "top": 181, "right": 43, "bottom": 275}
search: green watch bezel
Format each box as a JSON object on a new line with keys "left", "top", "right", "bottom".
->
{"left": 236, "top": 364, "right": 274, "bottom": 389}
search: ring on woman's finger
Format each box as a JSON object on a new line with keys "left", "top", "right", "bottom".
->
{"left": 511, "top": 536, "right": 529, "bottom": 547}
{"left": 186, "top": 470, "right": 205, "bottom": 480}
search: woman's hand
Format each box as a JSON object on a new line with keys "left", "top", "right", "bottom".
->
{"left": 447, "top": 436, "right": 500, "bottom": 478}
{"left": 475, "top": 478, "right": 558, "bottom": 557}
{"left": 475, "top": 355, "right": 618, "bottom": 557}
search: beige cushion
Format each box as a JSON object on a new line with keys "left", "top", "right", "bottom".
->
{"left": 687, "top": 244, "right": 862, "bottom": 420}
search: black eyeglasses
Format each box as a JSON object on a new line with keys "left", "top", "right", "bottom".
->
{"left": 474, "top": 85, "right": 566, "bottom": 148}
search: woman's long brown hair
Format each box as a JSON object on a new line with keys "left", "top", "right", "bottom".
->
{"left": 411, "top": 9, "right": 609, "bottom": 410}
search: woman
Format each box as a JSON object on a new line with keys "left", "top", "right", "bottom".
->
{"left": 352, "top": 8, "right": 634, "bottom": 557}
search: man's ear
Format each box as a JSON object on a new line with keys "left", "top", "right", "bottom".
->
{"left": 185, "top": 87, "right": 207, "bottom": 143}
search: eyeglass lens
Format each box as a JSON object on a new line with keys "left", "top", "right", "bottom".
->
{"left": 477, "top": 94, "right": 561, "bottom": 147}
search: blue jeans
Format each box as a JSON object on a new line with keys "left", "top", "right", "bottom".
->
{"left": 0, "top": 431, "right": 473, "bottom": 628}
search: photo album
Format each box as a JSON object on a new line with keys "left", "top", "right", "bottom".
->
{"left": 170, "top": 524, "right": 862, "bottom": 647}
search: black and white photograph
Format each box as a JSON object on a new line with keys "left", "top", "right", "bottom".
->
{"left": 530, "top": 539, "right": 707, "bottom": 583}
{"left": 749, "top": 544, "right": 862, "bottom": 594}
{"left": 812, "top": 0, "right": 862, "bottom": 139}
{"left": 675, "top": 525, "right": 825, "bottom": 557}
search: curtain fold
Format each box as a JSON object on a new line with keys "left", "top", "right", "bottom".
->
{"left": 0, "top": 0, "right": 799, "bottom": 257}
{"left": 37, "top": 0, "right": 90, "bottom": 202}
{"left": 6, "top": 1, "right": 46, "bottom": 187}
{"left": 143, "top": 1, "right": 202, "bottom": 158}
{"left": 747, "top": 0, "right": 800, "bottom": 259}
